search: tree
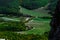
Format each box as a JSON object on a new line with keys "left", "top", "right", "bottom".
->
{"left": 47, "top": 0, "right": 58, "bottom": 15}
{"left": 48, "top": 0, "right": 60, "bottom": 40}
{"left": 20, "top": 0, "right": 49, "bottom": 10}
{"left": 0, "top": 0, "right": 20, "bottom": 16}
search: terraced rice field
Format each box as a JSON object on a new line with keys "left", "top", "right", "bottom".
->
{"left": 17, "top": 18, "right": 51, "bottom": 35}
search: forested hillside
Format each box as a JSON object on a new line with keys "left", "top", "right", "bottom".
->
{"left": 20, "top": 0, "right": 49, "bottom": 10}
{"left": 0, "top": 0, "right": 20, "bottom": 13}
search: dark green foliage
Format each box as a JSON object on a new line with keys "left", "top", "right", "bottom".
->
{"left": 0, "top": 21, "right": 26, "bottom": 31}
{"left": 48, "top": 0, "right": 60, "bottom": 40}
{"left": 0, "top": 0, "right": 20, "bottom": 14}
{"left": 40, "top": 17, "right": 52, "bottom": 19}
{"left": 20, "top": 0, "right": 49, "bottom": 10}
{"left": 0, "top": 32, "right": 49, "bottom": 40}
{"left": 48, "top": 0, "right": 58, "bottom": 15}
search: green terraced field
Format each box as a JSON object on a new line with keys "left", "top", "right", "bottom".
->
{"left": 17, "top": 7, "right": 51, "bottom": 35}
{"left": 17, "top": 18, "right": 51, "bottom": 35}
{"left": 20, "top": 6, "right": 51, "bottom": 17}
{"left": 0, "top": 7, "right": 51, "bottom": 35}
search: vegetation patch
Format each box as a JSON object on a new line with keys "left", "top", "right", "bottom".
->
{"left": 0, "top": 32, "right": 49, "bottom": 40}
{"left": 0, "top": 21, "right": 27, "bottom": 31}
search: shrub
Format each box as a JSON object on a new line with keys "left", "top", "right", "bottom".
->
{"left": 0, "top": 21, "right": 27, "bottom": 31}
{"left": 0, "top": 32, "right": 49, "bottom": 40}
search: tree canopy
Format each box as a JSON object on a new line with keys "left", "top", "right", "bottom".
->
{"left": 0, "top": 0, "right": 20, "bottom": 13}
{"left": 20, "top": 0, "right": 49, "bottom": 10}
{"left": 48, "top": 0, "right": 58, "bottom": 15}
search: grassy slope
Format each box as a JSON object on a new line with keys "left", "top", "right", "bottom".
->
{"left": 0, "top": 7, "right": 51, "bottom": 35}
{"left": 18, "top": 7, "right": 51, "bottom": 35}
{"left": 20, "top": 6, "right": 51, "bottom": 17}
{"left": 17, "top": 18, "right": 51, "bottom": 35}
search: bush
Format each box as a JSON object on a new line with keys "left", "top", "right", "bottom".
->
{"left": 40, "top": 16, "right": 52, "bottom": 19}
{"left": 0, "top": 32, "right": 49, "bottom": 40}
{"left": 0, "top": 21, "right": 27, "bottom": 31}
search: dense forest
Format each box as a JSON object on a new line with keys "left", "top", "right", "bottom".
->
{"left": 20, "top": 0, "right": 49, "bottom": 9}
